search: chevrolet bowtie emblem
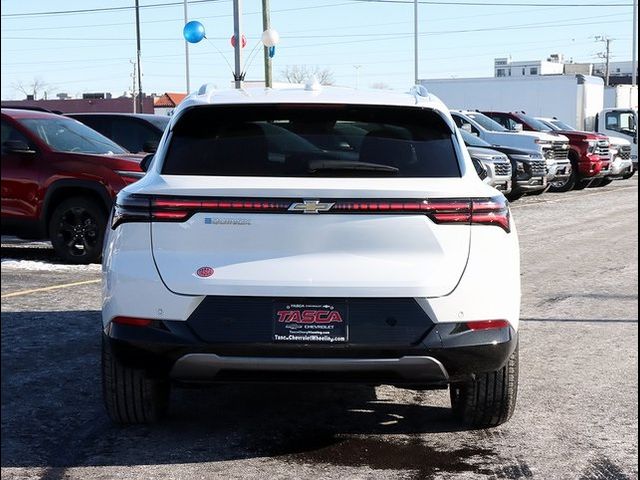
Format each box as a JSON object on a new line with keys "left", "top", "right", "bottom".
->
{"left": 288, "top": 200, "right": 335, "bottom": 214}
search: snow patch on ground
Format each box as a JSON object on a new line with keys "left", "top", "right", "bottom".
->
{"left": 1, "top": 259, "right": 101, "bottom": 272}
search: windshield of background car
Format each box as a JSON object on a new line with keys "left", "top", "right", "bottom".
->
{"left": 518, "top": 113, "right": 553, "bottom": 131}
{"left": 162, "top": 104, "right": 461, "bottom": 177}
{"left": 19, "top": 117, "right": 127, "bottom": 155}
{"left": 465, "top": 113, "right": 509, "bottom": 132}
{"left": 549, "top": 119, "right": 576, "bottom": 131}
{"left": 461, "top": 129, "right": 492, "bottom": 147}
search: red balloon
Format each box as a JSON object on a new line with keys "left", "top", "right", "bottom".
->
{"left": 230, "top": 34, "right": 247, "bottom": 48}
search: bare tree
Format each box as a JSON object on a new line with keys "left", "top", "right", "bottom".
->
{"left": 12, "top": 77, "right": 50, "bottom": 100}
{"left": 281, "top": 65, "right": 335, "bottom": 85}
{"left": 371, "top": 82, "right": 393, "bottom": 90}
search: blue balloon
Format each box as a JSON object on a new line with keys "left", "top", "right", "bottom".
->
{"left": 183, "top": 21, "right": 205, "bottom": 44}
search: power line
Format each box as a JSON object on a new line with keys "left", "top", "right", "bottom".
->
{"left": 348, "top": 0, "right": 632, "bottom": 6}
{"left": 0, "top": 0, "right": 229, "bottom": 19}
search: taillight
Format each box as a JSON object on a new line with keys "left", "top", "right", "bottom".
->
{"left": 111, "top": 193, "right": 510, "bottom": 233}
{"left": 111, "top": 193, "right": 150, "bottom": 229}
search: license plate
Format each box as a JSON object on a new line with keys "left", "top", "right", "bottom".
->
{"left": 273, "top": 301, "right": 348, "bottom": 343}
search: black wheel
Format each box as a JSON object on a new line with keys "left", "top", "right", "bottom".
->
{"left": 548, "top": 168, "right": 578, "bottom": 192}
{"left": 102, "top": 337, "right": 170, "bottom": 424}
{"left": 450, "top": 343, "right": 519, "bottom": 429}
{"left": 573, "top": 179, "right": 590, "bottom": 190}
{"left": 621, "top": 169, "right": 636, "bottom": 180}
{"left": 49, "top": 197, "right": 106, "bottom": 264}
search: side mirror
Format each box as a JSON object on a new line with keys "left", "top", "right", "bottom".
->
{"left": 460, "top": 123, "right": 472, "bottom": 133}
{"left": 513, "top": 123, "right": 524, "bottom": 132}
{"left": 3, "top": 140, "right": 35, "bottom": 154}
{"left": 472, "top": 158, "right": 488, "bottom": 180}
{"left": 140, "top": 153, "right": 154, "bottom": 172}
{"left": 142, "top": 140, "right": 159, "bottom": 153}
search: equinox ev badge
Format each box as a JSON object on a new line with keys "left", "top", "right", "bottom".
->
{"left": 288, "top": 200, "right": 335, "bottom": 214}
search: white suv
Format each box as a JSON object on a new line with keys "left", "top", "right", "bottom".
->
{"left": 102, "top": 85, "right": 521, "bottom": 428}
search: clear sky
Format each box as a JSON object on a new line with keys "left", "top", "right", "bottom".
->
{"left": 0, "top": 0, "right": 636, "bottom": 100}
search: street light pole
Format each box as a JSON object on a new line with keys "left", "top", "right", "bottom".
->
{"left": 184, "top": 0, "right": 190, "bottom": 93}
{"left": 414, "top": 0, "right": 418, "bottom": 85}
{"left": 134, "top": 0, "right": 144, "bottom": 112}
{"left": 262, "top": 0, "right": 272, "bottom": 87}
{"left": 232, "top": 0, "right": 243, "bottom": 89}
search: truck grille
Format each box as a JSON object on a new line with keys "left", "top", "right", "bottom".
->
{"left": 494, "top": 162, "right": 511, "bottom": 176}
{"left": 530, "top": 160, "right": 547, "bottom": 176}
{"left": 544, "top": 141, "right": 570, "bottom": 160}
{"left": 618, "top": 145, "right": 632, "bottom": 160}
{"left": 594, "top": 140, "right": 609, "bottom": 158}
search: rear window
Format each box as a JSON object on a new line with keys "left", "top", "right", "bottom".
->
{"left": 162, "top": 104, "right": 460, "bottom": 178}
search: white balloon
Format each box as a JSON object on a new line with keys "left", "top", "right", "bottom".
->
{"left": 261, "top": 29, "right": 280, "bottom": 47}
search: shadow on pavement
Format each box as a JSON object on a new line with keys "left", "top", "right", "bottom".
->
{"left": 1, "top": 310, "right": 475, "bottom": 473}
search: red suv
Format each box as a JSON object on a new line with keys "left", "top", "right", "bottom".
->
{"left": 1, "top": 108, "right": 144, "bottom": 263}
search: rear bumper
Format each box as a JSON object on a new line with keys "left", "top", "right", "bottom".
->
{"left": 104, "top": 317, "right": 518, "bottom": 386}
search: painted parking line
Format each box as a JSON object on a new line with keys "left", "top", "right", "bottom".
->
{"left": 1, "top": 279, "right": 101, "bottom": 299}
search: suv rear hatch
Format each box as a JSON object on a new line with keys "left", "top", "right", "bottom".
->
{"left": 146, "top": 104, "right": 475, "bottom": 298}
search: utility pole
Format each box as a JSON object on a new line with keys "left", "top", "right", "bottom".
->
{"left": 134, "top": 0, "right": 144, "bottom": 112}
{"left": 596, "top": 35, "right": 612, "bottom": 87}
{"left": 414, "top": 0, "right": 419, "bottom": 85}
{"left": 262, "top": 0, "right": 272, "bottom": 87}
{"left": 130, "top": 60, "right": 137, "bottom": 113}
{"left": 184, "top": 0, "right": 190, "bottom": 93}
{"left": 232, "top": 0, "right": 243, "bottom": 89}
{"left": 354, "top": 65, "right": 362, "bottom": 89}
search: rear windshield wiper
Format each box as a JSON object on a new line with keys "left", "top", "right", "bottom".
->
{"left": 308, "top": 160, "right": 399, "bottom": 175}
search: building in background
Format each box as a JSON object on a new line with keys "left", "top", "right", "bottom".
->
{"left": 1, "top": 93, "right": 154, "bottom": 114}
{"left": 153, "top": 92, "right": 187, "bottom": 116}
{"left": 494, "top": 54, "right": 565, "bottom": 78}
{"left": 494, "top": 54, "right": 638, "bottom": 86}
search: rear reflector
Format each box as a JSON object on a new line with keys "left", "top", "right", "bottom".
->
{"left": 112, "top": 193, "right": 510, "bottom": 232}
{"left": 112, "top": 316, "right": 153, "bottom": 327}
{"left": 466, "top": 320, "right": 510, "bottom": 331}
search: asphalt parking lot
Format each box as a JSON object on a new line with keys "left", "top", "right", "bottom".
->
{"left": 1, "top": 179, "right": 638, "bottom": 480}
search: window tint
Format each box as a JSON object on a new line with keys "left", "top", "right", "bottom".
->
{"left": 111, "top": 118, "right": 160, "bottom": 153}
{"left": 162, "top": 105, "right": 461, "bottom": 178}
{"left": 19, "top": 117, "right": 127, "bottom": 154}
{"left": 1, "top": 120, "right": 32, "bottom": 153}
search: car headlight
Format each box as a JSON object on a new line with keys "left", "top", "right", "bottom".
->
{"left": 585, "top": 140, "right": 597, "bottom": 153}
{"left": 609, "top": 147, "right": 619, "bottom": 157}
{"left": 535, "top": 139, "right": 552, "bottom": 145}
{"left": 516, "top": 161, "right": 526, "bottom": 174}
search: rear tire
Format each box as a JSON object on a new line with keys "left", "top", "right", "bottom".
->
{"left": 49, "top": 197, "right": 106, "bottom": 264}
{"left": 102, "top": 337, "right": 170, "bottom": 424}
{"left": 450, "top": 343, "right": 519, "bottom": 429}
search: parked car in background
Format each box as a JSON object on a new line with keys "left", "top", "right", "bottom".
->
{"left": 464, "top": 142, "right": 512, "bottom": 194}
{"left": 1, "top": 108, "right": 144, "bottom": 263}
{"left": 67, "top": 113, "right": 170, "bottom": 154}
{"left": 460, "top": 130, "right": 547, "bottom": 201}
{"left": 482, "top": 111, "right": 603, "bottom": 192}
{"left": 536, "top": 117, "right": 634, "bottom": 185}
{"left": 450, "top": 110, "right": 569, "bottom": 186}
